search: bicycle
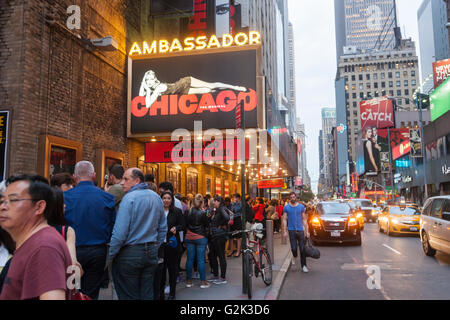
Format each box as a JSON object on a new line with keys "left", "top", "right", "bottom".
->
{"left": 231, "top": 223, "right": 273, "bottom": 299}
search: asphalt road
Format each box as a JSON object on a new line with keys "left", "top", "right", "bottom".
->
{"left": 279, "top": 222, "right": 450, "bottom": 300}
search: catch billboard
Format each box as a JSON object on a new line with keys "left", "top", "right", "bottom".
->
{"left": 358, "top": 127, "right": 390, "bottom": 176}
{"left": 360, "top": 97, "right": 395, "bottom": 131}
{"left": 128, "top": 46, "right": 259, "bottom": 135}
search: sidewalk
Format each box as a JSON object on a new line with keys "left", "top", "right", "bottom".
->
{"left": 99, "top": 233, "right": 292, "bottom": 300}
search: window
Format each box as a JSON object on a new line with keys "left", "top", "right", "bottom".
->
{"left": 403, "top": 71, "right": 408, "bottom": 77}
{"left": 406, "top": 99, "right": 410, "bottom": 105}
{"left": 442, "top": 201, "right": 450, "bottom": 221}
{"left": 366, "top": 74, "right": 370, "bottom": 80}
{"left": 411, "top": 70, "right": 415, "bottom": 77}
{"left": 374, "top": 82, "right": 378, "bottom": 89}
{"left": 397, "top": 90, "right": 402, "bottom": 96}
{"left": 430, "top": 199, "right": 444, "bottom": 219}
{"left": 359, "top": 84, "right": 363, "bottom": 90}
{"left": 396, "top": 71, "right": 400, "bottom": 78}
{"left": 404, "top": 89, "right": 409, "bottom": 96}
{"left": 373, "top": 74, "right": 378, "bottom": 80}
{"left": 352, "top": 75, "right": 356, "bottom": 81}
{"left": 381, "top": 73, "right": 385, "bottom": 79}
{"left": 389, "top": 90, "right": 394, "bottom": 96}
{"left": 352, "top": 93, "right": 357, "bottom": 99}
{"left": 404, "top": 80, "right": 408, "bottom": 86}
{"left": 446, "top": 134, "right": 450, "bottom": 155}
{"left": 359, "top": 74, "right": 363, "bottom": 81}
{"left": 353, "top": 102, "right": 357, "bottom": 108}
{"left": 389, "top": 81, "right": 393, "bottom": 88}
{"left": 360, "top": 92, "right": 364, "bottom": 98}
{"left": 381, "top": 82, "right": 386, "bottom": 88}
{"left": 388, "top": 72, "right": 393, "bottom": 78}
{"left": 412, "top": 80, "right": 416, "bottom": 86}
{"left": 354, "top": 119, "right": 358, "bottom": 126}
{"left": 366, "top": 83, "right": 371, "bottom": 89}
{"left": 396, "top": 81, "right": 401, "bottom": 87}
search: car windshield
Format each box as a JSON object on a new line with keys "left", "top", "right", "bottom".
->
{"left": 317, "top": 203, "right": 351, "bottom": 215}
{"left": 349, "top": 200, "right": 372, "bottom": 208}
{"left": 389, "top": 206, "right": 420, "bottom": 215}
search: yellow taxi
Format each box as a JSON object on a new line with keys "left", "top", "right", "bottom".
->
{"left": 378, "top": 205, "right": 421, "bottom": 236}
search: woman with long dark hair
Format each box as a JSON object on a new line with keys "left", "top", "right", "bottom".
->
{"left": 159, "top": 191, "right": 185, "bottom": 300}
{"left": 185, "top": 194, "right": 210, "bottom": 289}
{"left": 48, "top": 187, "right": 82, "bottom": 276}
{"left": 209, "top": 196, "right": 230, "bottom": 284}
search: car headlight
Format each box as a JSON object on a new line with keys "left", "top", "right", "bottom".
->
{"left": 391, "top": 218, "right": 399, "bottom": 224}
{"left": 311, "top": 217, "right": 321, "bottom": 228}
{"left": 356, "top": 213, "right": 363, "bottom": 219}
{"left": 348, "top": 217, "right": 357, "bottom": 226}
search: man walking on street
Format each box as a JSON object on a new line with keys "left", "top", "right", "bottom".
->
{"left": 282, "top": 192, "right": 310, "bottom": 273}
{"left": 64, "top": 161, "right": 116, "bottom": 300}
{"left": 108, "top": 168, "right": 167, "bottom": 300}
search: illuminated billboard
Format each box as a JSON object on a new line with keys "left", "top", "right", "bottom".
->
{"left": 128, "top": 37, "right": 260, "bottom": 135}
{"left": 432, "top": 58, "right": 450, "bottom": 89}
{"left": 360, "top": 97, "right": 395, "bottom": 130}
{"left": 430, "top": 77, "right": 450, "bottom": 122}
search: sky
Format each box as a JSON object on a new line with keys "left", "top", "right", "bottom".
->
{"left": 287, "top": 0, "right": 424, "bottom": 193}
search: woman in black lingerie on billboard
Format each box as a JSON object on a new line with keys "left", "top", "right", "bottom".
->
{"left": 139, "top": 70, "right": 247, "bottom": 109}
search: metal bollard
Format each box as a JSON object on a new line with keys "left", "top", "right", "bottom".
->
{"left": 265, "top": 220, "right": 274, "bottom": 266}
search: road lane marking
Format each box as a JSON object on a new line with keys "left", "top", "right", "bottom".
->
{"left": 382, "top": 244, "right": 402, "bottom": 255}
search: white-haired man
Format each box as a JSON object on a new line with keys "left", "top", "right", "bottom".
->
{"left": 64, "top": 161, "right": 116, "bottom": 300}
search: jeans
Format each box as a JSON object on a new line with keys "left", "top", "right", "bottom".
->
{"left": 159, "top": 245, "right": 179, "bottom": 298}
{"left": 76, "top": 244, "right": 107, "bottom": 300}
{"left": 185, "top": 237, "right": 208, "bottom": 281}
{"left": 112, "top": 243, "right": 159, "bottom": 300}
{"left": 210, "top": 237, "right": 227, "bottom": 279}
{"left": 288, "top": 230, "right": 307, "bottom": 268}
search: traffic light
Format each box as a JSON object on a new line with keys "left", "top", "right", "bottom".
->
{"left": 414, "top": 93, "right": 430, "bottom": 110}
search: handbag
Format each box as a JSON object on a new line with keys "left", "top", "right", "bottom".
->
{"left": 71, "top": 290, "right": 92, "bottom": 300}
{"left": 305, "top": 238, "right": 320, "bottom": 259}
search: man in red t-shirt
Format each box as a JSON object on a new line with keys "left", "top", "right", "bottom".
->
{"left": 0, "top": 175, "right": 72, "bottom": 300}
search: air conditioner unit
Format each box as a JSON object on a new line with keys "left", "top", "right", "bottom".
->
{"left": 90, "top": 36, "right": 119, "bottom": 51}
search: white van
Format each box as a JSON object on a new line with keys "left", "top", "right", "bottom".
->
{"left": 420, "top": 196, "right": 450, "bottom": 256}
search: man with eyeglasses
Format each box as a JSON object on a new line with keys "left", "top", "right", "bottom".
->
{"left": 0, "top": 175, "right": 73, "bottom": 300}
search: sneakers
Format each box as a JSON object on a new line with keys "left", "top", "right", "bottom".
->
{"left": 213, "top": 278, "right": 227, "bottom": 284}
{"left": 302, "top": 266, "right": 309, "bottom": 273}
{"left": 200, "top": 282, "right": 211, "bottom": 289}
{"left": 186, "top": 281, "right": 193, "bottom": 288}
{"left": 164, "top": 285, "right": 170, "bottom": 294}
{"left": 208, "top": 276, "right": 219, "bottom": 282}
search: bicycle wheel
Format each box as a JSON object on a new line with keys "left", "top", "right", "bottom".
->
{"left": 260, "top": 248, "right": 273, "bottom": 286}
{"left": 243, "top": 251, "right": 253, "bottom": 299}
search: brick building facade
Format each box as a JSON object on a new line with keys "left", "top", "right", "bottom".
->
{"left": 0, "top": 0, "right": 243, "bottom": 196}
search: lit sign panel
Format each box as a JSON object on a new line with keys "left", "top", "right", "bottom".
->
{"left": 129, "top": 31, "right": 261, "bottom": 56}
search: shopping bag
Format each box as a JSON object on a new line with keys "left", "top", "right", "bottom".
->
{"left": 305, "top": 238, "right": 320, "bottom": 259}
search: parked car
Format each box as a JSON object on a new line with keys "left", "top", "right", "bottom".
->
{"left": 309, "top": 202, "right": 361, "bottom": 246}
{"left": 378, "top": 205, "right": 421, "bottom": 236}
{"left": 420, "top": 196, "right": 450, "bottom": 256}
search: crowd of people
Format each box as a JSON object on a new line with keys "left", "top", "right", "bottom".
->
{"left": 0, "top": 160, "right": 310, "bottom": 300}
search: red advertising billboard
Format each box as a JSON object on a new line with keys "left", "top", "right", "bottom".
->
{"left": 390, "top": 128, "right": 410, "bottom": 161}
{"left": 433, "top": 58, "right": 450, "bottom": 89}
{"left": 145, "top": 139, "right": 249, "bottom": 163}
{"left": 360, "top": 97, "right": 395, "bottom": 130}
{"left": 257, "top": 179, "right": 284, "bottom": 189}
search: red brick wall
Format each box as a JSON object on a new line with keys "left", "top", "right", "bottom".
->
{"left": 0, "top": 0, "right": 148, "bottom": 176}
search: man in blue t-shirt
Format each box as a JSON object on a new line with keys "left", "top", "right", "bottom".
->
{"left": 282, "top": 192, "right": 310, "bottom": 273}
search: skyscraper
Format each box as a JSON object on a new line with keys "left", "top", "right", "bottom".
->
{"left": 335, "top": 0, "right": 398, "bottom": 63}
{"left": 418, "top": 0, "right": 450, "bottom": 83}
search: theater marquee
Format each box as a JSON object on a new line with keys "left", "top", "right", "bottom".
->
{"left": 127, "top": 32, "right": 262, "bottom": 136}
